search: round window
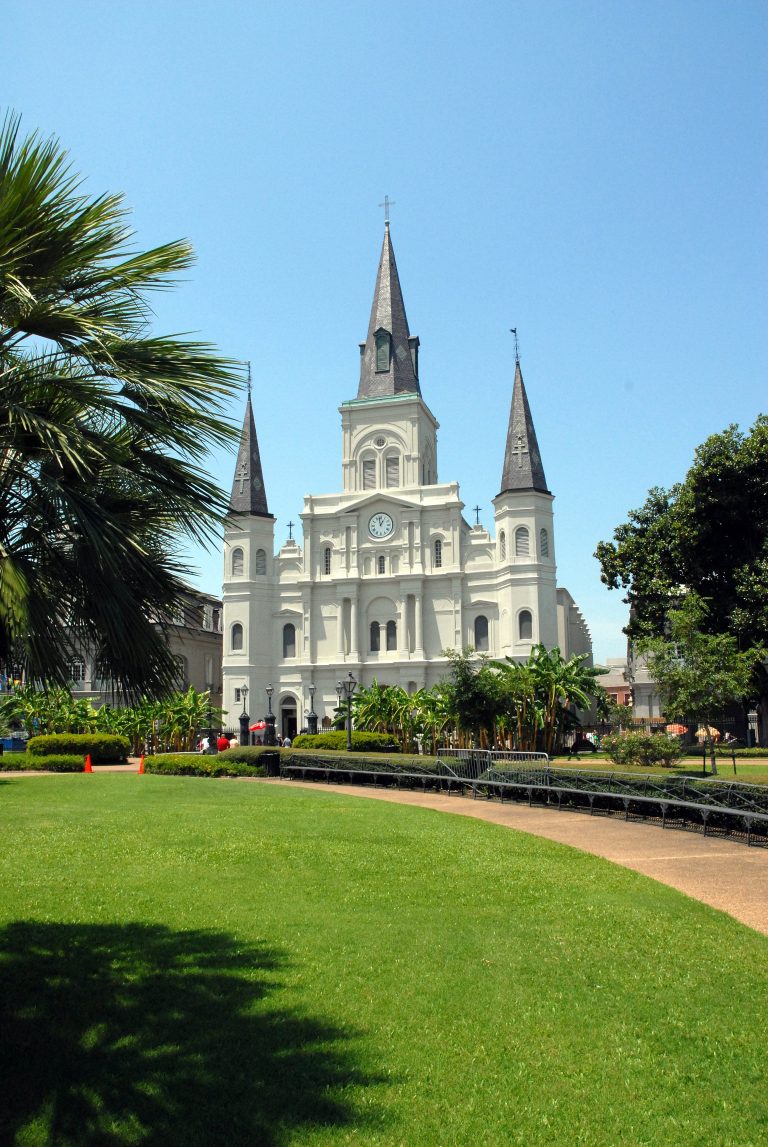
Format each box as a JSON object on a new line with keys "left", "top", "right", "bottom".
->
{"left": 374, "top": 436, "right": 386, "bottom": 448}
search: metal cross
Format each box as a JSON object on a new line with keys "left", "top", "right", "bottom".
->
{"left": 247, "top": 360, "right": 252, "bottom": 396}
{"left": 473, "top": 505, "right": 482, "bottom": 525}
{"left": 379, "top": 195, "right": 395, "bottom": 223}
{"left": 512, "top": 434, "right": 529, "bottom": 469}
{"left": 287, "top": 520, "right": 295, "bottom": 540}
{"left": 510, "top": 327, "right": 520, "bottom": 364}
{"left": 235, "top": 459, "right": 249, "bottom": 494}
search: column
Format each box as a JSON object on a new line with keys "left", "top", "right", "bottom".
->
{"left": 414, "top": 592, "right": 424, "bottom": 657}
{"left": 336, "top": 597, "right": 346, "bottom": 661}
{"left": 350, "top": 595, "right": 360, "bottom": 661}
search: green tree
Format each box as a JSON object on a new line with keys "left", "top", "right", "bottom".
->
{"left": 595, "top": 417, "right": 768, "bottom": 719}
{"left": 638, "top": 596, "right": 764, "bottom": 775}
{"left": 0, "top": 114, "right": 240, "bottom": 699}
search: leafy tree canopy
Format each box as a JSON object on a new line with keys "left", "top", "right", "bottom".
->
{"left": 595, "top": 416, "right": 768, "bottom": 650}
{"left": 0, "top": 114, "right": 241, "bottom": 698}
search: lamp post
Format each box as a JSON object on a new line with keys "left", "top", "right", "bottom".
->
{"left": 337, "top": 672, "right": 357, "bottom": 752}
{"left": 239, "top": 684, "right": 250, "bottom": 747}
{"left": 265, "top": 683, "right": 277, "bottom": 746}
{"left": 307, "top": 682, "right": 318, "bottom": 735}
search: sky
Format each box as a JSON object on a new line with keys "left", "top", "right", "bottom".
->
{"left": 5, "top": 0, "right": 767, "bottom": 665}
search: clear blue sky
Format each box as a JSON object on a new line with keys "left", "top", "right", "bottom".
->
{"left": 6, "top": 1, "right": 767, "bottom": 664}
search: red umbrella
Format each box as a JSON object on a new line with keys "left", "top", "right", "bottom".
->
{"left": 665, "top": 723, "right": 687, "bottom": 735}
{"left": 249, "top": 720, "right": 266, "bottom": 731}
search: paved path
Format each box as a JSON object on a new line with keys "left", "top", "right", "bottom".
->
{"left": 264, "top": 779, "right": 768, "bottom": 936}
{"left": 5, "top": 766, "right": 767, "bottom": 936}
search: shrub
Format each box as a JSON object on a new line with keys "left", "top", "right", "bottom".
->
{"left": 602, "top": 731, "right": 684, "bottom": 769}
{"left": 292, "top": 731, "right": 400, "bottom": 753}
{"left": 144, "top": 754, "right": 266, "bottom": 778}
{"left": 27, "top": 733, "right": 130, "bottom": 763}
{"left": 217, "top": 746, "right": 280, "bottom": 765}
{"left": 1, "top": 753, "right": 87, "bottom": 772}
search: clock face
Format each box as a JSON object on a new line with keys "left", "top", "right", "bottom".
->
{"left": 368, "top": 512, "right": 394, "bottom": 539}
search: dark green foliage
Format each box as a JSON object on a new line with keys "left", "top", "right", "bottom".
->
{"left": 144, "top": 755, "right": 265, "bottom": 778}
{"left": 292, "top": 731, "right": 400, "bottom": 752}
{"left": 217, "top": 745, "right": 280, "bottom": 765}
{"left": 602, "top": 732, "right": 685, "bottom": 769}
{"left": 0, "top": 753, "right": 86, "bottom": 771}
{"left": 26, "top": 733, "right": 129, "bottom": 762}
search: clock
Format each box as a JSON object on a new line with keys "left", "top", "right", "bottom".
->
{"left": 368, "top": 512, "right": 394, "bottom": 539}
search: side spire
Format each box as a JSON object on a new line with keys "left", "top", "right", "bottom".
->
{"left": 498, "top": 352, "right": 549, "bottom": 496}
{"left": 357, "top": 222, "right": 420, "bottom": 399}
{"left": 229, "top": 381, "right": 271, "bottom": 516}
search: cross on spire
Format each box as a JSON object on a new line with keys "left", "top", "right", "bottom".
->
{"left": 473, "top": 505, "right": 482, "bottom": 525}
{"left": 235, "top": 459, "right": 249, "bottom": 494}
{"left": 247, "top": 360, "right": 252, "bottom": 396}
{"left": 287, "top": 520, "right": 295, "bottom": 540}
{"left": 511, "top": 434, "right": 529, "bottom": 469}
{"left": 379, "top": 194, "right": 395, "bottom": 224}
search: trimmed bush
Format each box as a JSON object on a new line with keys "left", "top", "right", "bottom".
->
{"left": 1, "top": 753, "right": 86, "bottom": 772}
{"left": 292, "top": 731, "right": 400, "bottom": 753}
{"left": 689, "top": 745, "right": 768, "bottom": 758}
{"left": 144, "top": 754, "right": 266, "bottom": 778}
{"left": 602, "top": 731, "right": 685, "bottom": 769}
{"left": 217, "top": 746, "right": 280, "bottom": 766}
{"left": 27, "top": 733, "right": 130, "bottom": 763}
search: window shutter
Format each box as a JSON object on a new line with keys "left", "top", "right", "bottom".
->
{"left": 385, "top": 455, "right": 399, "bottom": 488}
{"left": 363, "top": 459, "right": 376, "bottom": 489}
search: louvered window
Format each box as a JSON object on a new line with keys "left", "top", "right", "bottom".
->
{"left": 362, "top": 458, "right": 376, "bottom": 489}
{"left": 515, "top": 526, "right": 530, "bottom": 556}
{"left": 370, "top": 622, "right": 380, "bottom": 652}
{"left": 324, "top": 547, "right": 331, "bottom": 575}
{"left": 385, "top": 455, "right": 399, "bottom": 488}
{"left": 378, "top": 555, "right": 386, "bottom": 574}
{"left": 231, "top": 547, "right": 244, "bottom": 576}
{"left": 375, "top": 330, "right": 390, "bottom": 371}
{"left": 540, "top": 528, "right": 549, "bottom": 558}
{"left": 519, "top": 610, "right": 533, "bottom": 641}
{"left": 386, "top": 620, "right": 397, "bottom": 650}
{"left": 434, "top": 539, "right": 442, "bottom": 568}
{"left": 499, "top": 531, "right": 506, "bottom": 560}
{"left": 255, "top": 549, "right": 266, "bottom": 575}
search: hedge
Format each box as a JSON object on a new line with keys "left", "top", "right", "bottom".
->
{"left": 292, "top": 731, "right": 400, "bottom": 752}
{"left": 27, "top": 733, "right": 130, "bottom": 763}
{"left": 217, "top": 746, "right": 281, "bottom": 766}
{"left": 688, "top": 746, "right": 768, "bottom": 758}
{"left": 144, "top": 754, "right": 266, "bottom": 778}
{"left": 602, "top": 732, "right": 685, "bottom": 769}
{"left": 0, "top": 753, "right": 87, "bottom": 772}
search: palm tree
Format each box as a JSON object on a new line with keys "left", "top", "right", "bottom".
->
{"left": 0, "top": 114, "right": 241, "bottom": 699}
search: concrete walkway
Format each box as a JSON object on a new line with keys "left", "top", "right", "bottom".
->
{"left": 264, "top": 778, "right": 768, "bottom": 936}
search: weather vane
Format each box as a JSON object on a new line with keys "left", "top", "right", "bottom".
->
{"left": 247, "top": 361, "right": 252, "bottom": 397}
{"left": 510, "top": 328, "right": 520, "bottom": 364}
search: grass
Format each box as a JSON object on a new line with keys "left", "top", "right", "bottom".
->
{"left": 0, "top": 774, "right": 766, "bottom": 1146}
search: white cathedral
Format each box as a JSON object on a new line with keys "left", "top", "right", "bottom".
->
{"left": 222, "top": 223, "right": 591, "bottom": 739}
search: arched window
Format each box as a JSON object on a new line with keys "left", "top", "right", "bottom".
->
{"left": 254, "top": 548, "right": 266, "bottom": 575}
{"left": 434, "top": 538, "right": 442, "bottom": 568}
{"left": 370, "top": 621, "right": 380, "bottom": 652}
{"left": 499, "top": 531, "right": 506, "bottom": 560}
{"left": 324, "top": 547, "right": 331, "bottom": 575}
{"left": 282, "top": 623, "right": 296, "bottom": 658}
{"left": 519, "top": 610, "right": 533, "bottom": 641}
{"left": 378, "top": 555, "right": 386, "bottom": 575}
{"left": 386, "top": 620, "right": 397, "bottom": 651}
{"left": 385, "top": 455, "right": 400, "bottom": 488}
{"left": 540, "top": 528, "right": 549, "bottom": 558}
{"left": 231, "top": 547, "right": 244, "bottom": 576}
{"left": 231, "top": 623, "right": 244, "bottom": 651}
{"left": 68, "top": 660, "right": 86, "bottom": 684}
{"left": 515, "top": 526, "right": 530, "bottom": 556}
{"left": 474, "top": 615, "right": 489, "bottom": 652}
{"left": 375, "top": 329, "right": 391, "bottom": 372}
{"left": 362, "top": 457, "right": 376, "bottom": 489}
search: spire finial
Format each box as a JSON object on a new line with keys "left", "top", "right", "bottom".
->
{"left": 510, "top": 327, "right": 520, "bottom": 365}
{"left": 247, "top": 361, "right": 252, "bottom": 397}
{"left": 379, "top": 194, "right": 395, "bottom": 225}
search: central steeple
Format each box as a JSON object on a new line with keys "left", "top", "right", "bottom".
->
{"left": 357, "top": 222, "right": 421, "bottom": 399}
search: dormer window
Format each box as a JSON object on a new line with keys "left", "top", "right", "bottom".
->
{"left": 375, "top": 329, "right": 391, "bottom": 372}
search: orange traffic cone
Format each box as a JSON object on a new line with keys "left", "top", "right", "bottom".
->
{"left": 84, "top": 754, "right": 93, "bottom": 773}
{"left": 138, "top": 755, "right": 145, "bottom": 774}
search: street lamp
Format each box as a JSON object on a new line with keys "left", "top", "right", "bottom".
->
{"left": 337, "top": 672, "right": 357, "bottom": 752}
{"left": 307, "top": 682, "right": 318, "bottom": 735}
{"left": 265, "top": 683, "right": 277, "bottom": 746}
{"left": 239, "top": 684, "right": 250, "bottom": 747}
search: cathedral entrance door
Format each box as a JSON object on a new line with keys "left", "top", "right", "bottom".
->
{"left": 281, "top": 704, "right": 297, "bottom": 740}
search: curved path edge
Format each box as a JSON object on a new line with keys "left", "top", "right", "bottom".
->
{"left": 263, "top": 778, "right": 768, "bottom": 936}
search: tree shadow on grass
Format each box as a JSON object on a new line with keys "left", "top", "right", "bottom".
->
{"left": 0, "top": 921, "right": 383, "bottom": 1146}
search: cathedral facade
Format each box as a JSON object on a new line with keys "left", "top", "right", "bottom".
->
{"left": 222, "top": 224, "right": 591, "bottom": 738}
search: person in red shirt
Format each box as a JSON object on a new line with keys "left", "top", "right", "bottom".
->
{"left": 216, "top": 734, "right": 230, "bottom": 752}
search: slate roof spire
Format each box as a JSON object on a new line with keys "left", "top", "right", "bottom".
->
{"left": 498, "top": 356, "right": 549, "bottom": 495}
{"left": 357, "top": 221, "right": 421, "bottom": 399}
{"left": 229, "top": 385, "right": 271, "bottom": 516}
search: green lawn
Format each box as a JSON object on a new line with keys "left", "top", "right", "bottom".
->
{"left": 1, "top": 775, "right": 766, "bottom": 1146}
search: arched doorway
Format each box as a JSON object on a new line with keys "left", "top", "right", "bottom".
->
{"left": 280, "top": 697, "right": 298, "bottom": 740}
